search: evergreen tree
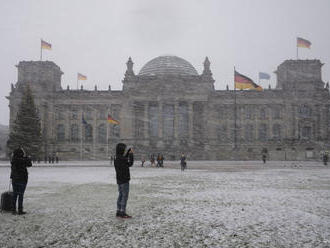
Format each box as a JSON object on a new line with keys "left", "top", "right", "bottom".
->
{"left": 7, "top": 86, "right": 42, "bottom": 158}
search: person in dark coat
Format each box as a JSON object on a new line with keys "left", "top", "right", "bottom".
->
{"left": 141, "top": 156, "right": 145, "bottom": 167}
{"left": 10, "top": 148, "right": 32, "bottom": 215}
{"left": 262, "top": 154, "right": 267, "bottom": 164}
{"left": 180, "top": 153, "right": 186, "bottom": 171}
{"left": 114, "top": 143, "right": 134, "bottom": 218}
{"left": 160, "top": 154, "right": 164, "bottom": 167}
{"left": 150, "top": 154, "right": 155, "bottom": 167}
{"left": 323, "top": 153, "right": 328, "bottom": 166}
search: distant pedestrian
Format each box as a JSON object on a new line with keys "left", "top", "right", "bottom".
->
{"left": 10, "top": 148, "right": 32, "bottom": 215}
{"left": 262, "top": 154, "right": 267, "bottom": 164}
{"left": 157, "top": 153, "right": 161, "bottom": 167}
{"left": 323, "top": 153, "right": 328, "bottom": 166}
{"left": 114, "top": 143, "right": 134, "bottom": 218}
{"left": 150, "top": 154, "right": 155, "bottom": 167}
{"left": 48, "top": 156, "right": 51, "bottom": 164}
{"left": 51, "top": 156, "right": 55, "bottom": 164}
{"left": 160, "top": 154, "right": 164, "bottom": 167}
{"left": 180, "top": 153, "right": 186, "bottom": 171}
{"left": 141, "top": 156, "right": 145, "bottom": 167}
{"left": 55, "top": 155, "right": 59, "bottom": 163}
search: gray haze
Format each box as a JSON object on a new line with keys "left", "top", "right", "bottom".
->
{"left": 1, "top": 0, "right": 329, "bottom": 125}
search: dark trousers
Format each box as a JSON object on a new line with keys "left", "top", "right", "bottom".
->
{"left": 117, "top": 183, "right": 129, "bottom": 212}
{"left": 12, "top": 182, "right": 27, "bottom": 211}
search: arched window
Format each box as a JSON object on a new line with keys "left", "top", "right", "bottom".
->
{"left": 85, "top": 124, "right": 93, "bottom": 142}
{"left": 134, "top": 103, "right": 145, "bottom": 138}
{"left": 57, "top": 124, "right": 65, "bottom": 142}
{"left": 258, "top": 124, "right": 267, "bottom": 141}
{"left": 70, "top": 124, "right": 79, "bottom": 142}
{"left": 163, "top": 104, "right": 174, "bottom": 138}
{"left": 97, "top": 124, "right": 107, "bottom": 143}
{"left": 273, "top": 124, "right": 281, "bottom": 140}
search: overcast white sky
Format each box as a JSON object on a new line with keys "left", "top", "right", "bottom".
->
{"left": 0, "top": 0, "right": 329, "bottom": 125}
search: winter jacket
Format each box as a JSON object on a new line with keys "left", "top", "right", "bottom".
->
{"left": 10, "top": 156, "right": 32, "bottom": 183}
{"left": 114, "top": 145, "right": 134, "bottom": 184}
{"left": 180, "top": 156, "right": 186, "bottom": 166}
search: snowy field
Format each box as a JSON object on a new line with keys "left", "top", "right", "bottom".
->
{"left": 0, "top": 161, "right": 330, "bottom": 248}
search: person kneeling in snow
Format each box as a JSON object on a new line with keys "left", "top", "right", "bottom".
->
{"left": 114, "top": 143, "right": 134, "bottom": 218}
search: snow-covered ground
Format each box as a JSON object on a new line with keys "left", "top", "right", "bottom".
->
{"left": 0, "top": 161, "right": 329, "bottom": 248}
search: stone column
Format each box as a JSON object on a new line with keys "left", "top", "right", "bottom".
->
{"left": 93, "top": 108, "right": 97, "bottom": 160}
{"left": 49, "top": 102, "right": 56, "bottom": 155}
{"left": 291, "top": 104, "right": 297, "bottom": 139}
{"left": 158, "top": 102, "right": 163, "bottom": 139}
{"left": 268, "top": 106, "right": 272, "bottom": 140}
{"left": 174, "top": 102, "right": 179, "bottom": 139}
{"left": 188, "top": 102, "right": 193, "bottom": 140}
{"left": 144, "top": 102, "right": 149, "bottom": 139}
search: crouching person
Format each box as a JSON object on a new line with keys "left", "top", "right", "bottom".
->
{"left": 114, "top": 143, "right": 134, "bottom": 218}
{"left": 10, "top": 148, "right": 32, "bottom": 215}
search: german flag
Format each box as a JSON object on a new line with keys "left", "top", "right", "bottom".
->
{"left": 297, "top": 37, "right": 311, "bottom": 48}
{"left": 41, "top": 39, "right": 52, "bottom": 50}
{"left": 235, "top": 70, "right": 262, "bottom": 91}
{"left": 107, "top": 114, "right": 119, "bottom": 125}
{"left": 77, "top": 73, "right": 87, "bottom": 80}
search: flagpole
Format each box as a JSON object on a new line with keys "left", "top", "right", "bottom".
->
{"left": 296, "top": 46, "right": 298, "bottom": 60}
{"left": 106, "top": 121, "right": 109, "bottom": 160}
{"left": 80, "top": 120, "right": 83, "bottom": 160}
{"left": 296, "top": 38, "right": 299, "bottom": 60}
{"left": 77, "top": 78, "right": 79, "bottom": 90}
{"left": 234, "top": 67, "right": 237, "bottom": 150}
{"left": 40, "top": 39, "right": 42, "bottom": 61}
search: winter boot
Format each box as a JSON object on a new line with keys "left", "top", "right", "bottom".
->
{"left": 121, "top": 213, "right": 132, "bottom": 218}
{"left": 116, "top": 210, "right": 122, "bottom": 217}
{"left": 18, "top": 209, "right": 26, "bottom": 215}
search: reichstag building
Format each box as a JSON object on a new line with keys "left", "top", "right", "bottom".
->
{"left": 7, "top": 55, "right": 330, "bottom": 160}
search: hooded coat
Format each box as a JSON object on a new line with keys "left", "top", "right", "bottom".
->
{"left": 114, "top": 143, "right": 134, "bottom": 184}
{"left": 10, "top": 148, "right": 32, "bottom": 183}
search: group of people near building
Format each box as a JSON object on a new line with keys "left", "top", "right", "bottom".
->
{"left": 44, "top": 155, "right": 60, "bottom": 164}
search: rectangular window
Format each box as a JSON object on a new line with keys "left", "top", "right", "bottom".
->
{"left": 178, "top": 103, "right": 189, "bottom": 137}
{"left": 302, "top": 126, "right": 311, "bottom": 140}
{"left": 258, "top": 124, "right": 267, "bottom": 141}
{"left": 149, "top": 104, "right": 158, "bottom": 137}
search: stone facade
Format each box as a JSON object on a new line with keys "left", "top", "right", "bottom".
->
{"left": 7, "top": 56, "right": 330, "bottom": 160}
